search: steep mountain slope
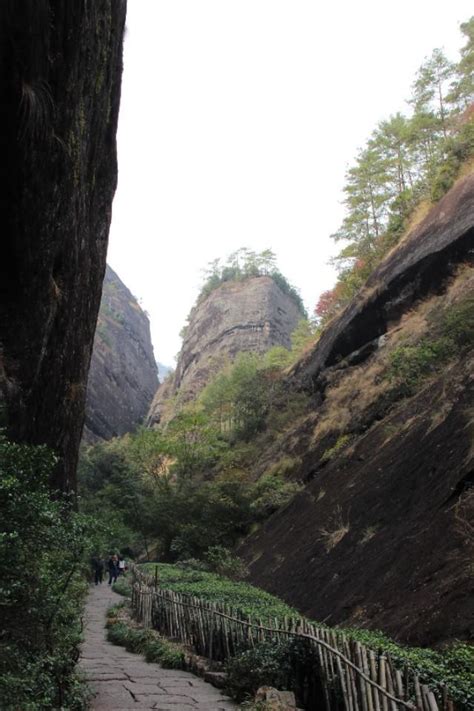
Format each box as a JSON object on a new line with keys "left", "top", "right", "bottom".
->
{"left": 148, "top": 275, "right": 304, "bottom": 424}
{"left": 239, "top": 172, "right": 474, "bottom": 646}
{"left": 0, "top": 2, "right": 126, "bottom": 491}
{"left": 84, "top": 266, "right": 158, "bottom": 442}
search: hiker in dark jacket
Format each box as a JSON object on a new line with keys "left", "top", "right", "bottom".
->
{"left": 107, "top": 554, "right": 119, "bottom": 585}
{"left": 91, "top": 556, "right": 104, "bottom": 585}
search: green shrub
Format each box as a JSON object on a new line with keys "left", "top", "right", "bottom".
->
{"left": 250, "top": 473, "right": 302, "bottom": 518}
{"left": 440, "top": 296, "right": 474, "bottom": 347}
{"left": 386, "top": 296, "right": 474, "bottom": 395}
{"left": 157, "top": 644, "right": 186, "bottom": 669}
{"left": 106, "top": 622, "right": 154, "bottom": 654}
{"left": 107, "top": 601, "right": 127, "bottom": 618}
{"left": 107, "top": 617, "right": 185, "bottom": 669}
{"left": 113, "top": 576, "right": 132, "bottom": 598}
{"left": 321, "top": 434, "right": 352, "bottom": 462}
{"left": 125, "top": 628, "right": 155, "bottom": 655}
{"left": 431, "top": 121, "right": 474, "bottom": 201}
{"left": 387, "top": 340, "right": 453, "bottom": 394}
{"left": 106, "top": 621, "right": 130, "bottom": 647}
{"left": 225, "top": 642, "right": 292, "bottom": 701}
{"left": 204, "top": 545, "right": 249, "bottom": 580}
{"left": 0, "top": 438, "right": 93, "bottom": 710}
{"left": 144, "top": 639, "right": 166, "bottom": 663}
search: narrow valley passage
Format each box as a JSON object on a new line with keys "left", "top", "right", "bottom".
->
{"left": 79, "top": 585, "right": 237, "bottom": 710}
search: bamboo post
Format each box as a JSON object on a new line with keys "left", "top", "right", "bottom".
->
{"left": 426, "top": 691, "right": 439, "bottom": 711}
{"left": 130, "top": 575, "right": 450, "bottom": 711}
{"left": 395, "top": 670, "right": 405, "bottom": 701}
{"left": 344, "top": 641, "right": 358, "bottom": 711}
{"left": 337, "top": 653, "right": 352, "bottom": 711}
{"left": 441, "top": 685, "right": 448, "bottom": 711}
{"left": 379, "top": 656, "right": 389, "bottom": 711}
{"left": 361, "top": 645, "right": 375, "bottom": 711}
{"left": 355, "top": 642, "right": 369, "bottom": 711}
{"left": 414, "top": 675, "right": 423, "bottom": 711}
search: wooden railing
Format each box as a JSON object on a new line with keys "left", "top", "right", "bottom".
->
{"left": 130, "top": 565, "right": 453, "bottom": 711}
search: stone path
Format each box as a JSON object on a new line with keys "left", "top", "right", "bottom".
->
{"left": 80, "top": 583, "right": 237, "bottom": 710}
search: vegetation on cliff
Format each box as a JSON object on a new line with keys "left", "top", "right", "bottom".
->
{"left": 316, "top": 17, "right": 474, "bottom": 324}
{"left": 177, "top": 247, "right": 306, "bottom": 355}
{"left": 198, "top": 247, "right": 305, "bottom": 313}
{"left": 80, "top": 281, "right": 474, "bottom": 572}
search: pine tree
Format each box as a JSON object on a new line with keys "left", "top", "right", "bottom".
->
{"left": 448, "top": 17, "right": 474, "bottom": 109}
{"left": 411, "top": 48, "right": 455, "bottom": 139}
{"left": 332, "top": 142, "right": 392, "bottom": 257}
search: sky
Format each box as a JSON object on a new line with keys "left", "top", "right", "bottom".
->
{"left": 107, "top": 0, "right": 472, "bottom": 367}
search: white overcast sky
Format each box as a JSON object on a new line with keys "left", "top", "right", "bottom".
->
{"left": 107, "top": 0, "right": 472, "bottom": 367}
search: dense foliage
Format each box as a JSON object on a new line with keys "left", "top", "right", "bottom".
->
{"left": 316, "top": 17, "right": 474, "bottom": 325}
{"left": 80, "top": 424, "right": 302, "bottom": 565}
{"left": 79, "top": 345, "right": 306, "bottom": 564}
{"left": 0, "top": 438, "right": 91, "bottom": 710}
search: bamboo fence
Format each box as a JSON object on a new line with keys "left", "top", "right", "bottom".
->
{"left": 130, "top": 565, "right": 453, "bottom": 711}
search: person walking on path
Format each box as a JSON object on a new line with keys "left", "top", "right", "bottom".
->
{"left": 91, "top": 556, "right": 104, "bottom": 585}
{"left": 107, "top": 554, "right": 119, "bottom": 585}
{"left": 118, "top": 555, "right": 126, "bottom": 576}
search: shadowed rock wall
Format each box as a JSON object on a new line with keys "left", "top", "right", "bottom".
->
{"left": 239, "top": 174, "right": 474, "bottom": 645}
{"left": 0, "top": 1, "right": 127, "bottom": 491}
{"left": 84, "top": 266, "right": 158, "bottom": 442}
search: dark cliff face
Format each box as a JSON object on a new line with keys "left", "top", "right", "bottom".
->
{"left": 84, "top": 266, "right": 158, "bottom": 442}
{"left": 239, "top": 174, "right": 474, "bottom": 646}
{"left": 148, "top": 275, "right": 304, "bottom": 425}
{"left": 291, "top": 173, "right": 474, "bottom": 390}
{"left": 0, "top": 1, "right": 127, "bottom": 491}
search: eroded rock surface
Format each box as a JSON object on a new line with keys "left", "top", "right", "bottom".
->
{"left": 148, "top": 276, "right": 304, "bottom": 424}
{"left": 240, "top": 174, "right": 474, "bottom": 646}
{"left": 84, "top": 266, "right": 158, "bottom": 442}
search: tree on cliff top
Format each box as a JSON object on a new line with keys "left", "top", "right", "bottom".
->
{"left": 321, "top": 16, "right": 474, "bottom": 330}
{"left": 198, "top": 247, "right": 305, "bottom": 314}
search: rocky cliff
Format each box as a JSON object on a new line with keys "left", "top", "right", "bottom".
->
{"left": 0, "top": 1, "right": 126, "bottom": 491}
{"left": 239, "top": 172, "right": 474, "bottom": 646}
{"left": 148, "top": 275, "right": 304, "bottom": 424}
{"left": 84, "top": 266, "right": 159, "bottom": 442}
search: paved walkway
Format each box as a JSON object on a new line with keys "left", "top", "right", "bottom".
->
{"left": 80, "top": 583, "right": 237, "bottom": 710}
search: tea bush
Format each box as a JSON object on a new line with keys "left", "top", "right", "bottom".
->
{"left": 141, "top": 562, "right": 473, "bottom": 708}
{"left": 142, "top": 563, "right": 297, "bottom": 620}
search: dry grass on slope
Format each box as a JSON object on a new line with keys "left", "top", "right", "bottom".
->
{"left": 310, "top": 264, "right": 474, "bottom": 448}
